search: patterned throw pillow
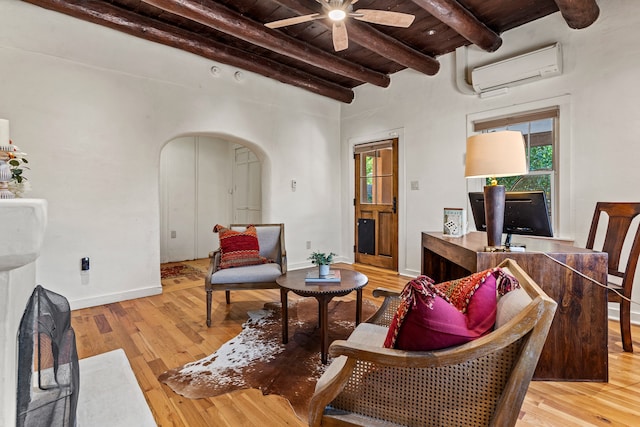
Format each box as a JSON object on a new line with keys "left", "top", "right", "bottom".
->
{"left": 214, "top": 224, "right": 271, "bottom": 269}
{"left": 384, "top": 268, "right": 520, "bottom": 351}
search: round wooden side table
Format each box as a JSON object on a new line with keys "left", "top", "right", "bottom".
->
{"left": 276, "top": 268, "right": 369, "bottom": 364}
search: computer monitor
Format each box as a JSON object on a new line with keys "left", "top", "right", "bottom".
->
{"left": 468, "top": 191, "right": 553, "bottom": 246}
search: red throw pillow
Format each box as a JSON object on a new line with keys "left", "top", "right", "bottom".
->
{"left": 214, "top": 225, "right": 270, "bottom": 269}
{"left": 384, "top": 268, "right": 519, "bottom": 351}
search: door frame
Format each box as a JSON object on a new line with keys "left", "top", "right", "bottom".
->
{"left": 354, "top": 138, "right": 399, "bottom": 270}
{"left": 346, "top": 127, "right": 412, "bottom": 276}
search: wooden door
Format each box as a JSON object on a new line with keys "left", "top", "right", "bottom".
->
{"left": 354, "top": 138, "right": 398, "bottom": 270}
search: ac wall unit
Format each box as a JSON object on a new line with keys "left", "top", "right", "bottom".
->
{"left": 471, "top": 43, "right": 562, "bottom": 94}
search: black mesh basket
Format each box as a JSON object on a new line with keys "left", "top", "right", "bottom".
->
{"left": 16, "top": 285, "right": 79, "bottom": 427}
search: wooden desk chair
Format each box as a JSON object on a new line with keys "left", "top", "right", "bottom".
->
{"left": 309, "top": 259, "right": 557, "bottom": 427}
{"left": 586, "top": 202, "right": 640, "bottom": 352}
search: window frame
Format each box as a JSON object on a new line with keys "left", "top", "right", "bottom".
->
{"left": 466, "top": 95, "right": 572, "bottom": 239}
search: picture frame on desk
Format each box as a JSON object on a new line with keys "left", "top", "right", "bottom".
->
{"left": 443, "top": 208, "right": 466, "bottom": 237}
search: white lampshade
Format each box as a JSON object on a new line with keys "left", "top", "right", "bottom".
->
{"left": 465, "top": 131, "right": 527, "bottom": 179}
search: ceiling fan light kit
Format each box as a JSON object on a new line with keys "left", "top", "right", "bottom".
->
{"left": 265, "top": 0, "right": 416, "bottom": 51}
{"left": 328, "top": 9, "right": 346, "bottom": 21}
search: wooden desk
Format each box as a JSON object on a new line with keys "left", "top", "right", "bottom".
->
{"left": 421, "top": 231, "right": 608, "bottom": 382}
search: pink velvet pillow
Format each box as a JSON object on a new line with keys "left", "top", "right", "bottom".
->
{"left": 384, "top": 268, "right": 519, "bottom": 351}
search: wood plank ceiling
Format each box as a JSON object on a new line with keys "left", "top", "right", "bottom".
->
{"left": 21, "top": 0, "right": 600, "bottom": 103}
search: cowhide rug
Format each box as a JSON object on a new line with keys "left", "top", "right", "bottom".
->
{"left": 159, "top": 298, "right": 379, "bottom": 421}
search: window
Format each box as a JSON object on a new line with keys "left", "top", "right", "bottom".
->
{"left": 473, "top": 107, "right": 558, "bottom": 229}
{"left": 355, "top": 140, "right": 394, "bottom": 204}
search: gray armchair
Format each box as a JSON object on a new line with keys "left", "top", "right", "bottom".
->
{"left": 205, "top": 223, "right": 286, "bottom": 327}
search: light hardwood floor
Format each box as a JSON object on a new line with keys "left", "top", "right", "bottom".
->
{"left": 71, "top": 260, "right": 640, "bottom": 426}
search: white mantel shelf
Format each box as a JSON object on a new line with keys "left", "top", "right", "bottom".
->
{"left": 0, "top": 199, "right": 47, "bottom": 427}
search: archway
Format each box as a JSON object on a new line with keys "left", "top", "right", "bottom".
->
{"left": 159, "top": 133, "right": 268, "bottom": 263}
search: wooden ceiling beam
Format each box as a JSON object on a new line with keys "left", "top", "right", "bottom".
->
{"left": 348, "top": 22, "right": 439, "bottom": 75}
{"left": 139, "top": 0, "right": 390, "bottom": 88}
{"left": 22, "top": 0, "right": 354, "bottom": 103}
{"left": 552, "top": 0, "right": 600, "bottom": 29}
{"left": 271, "top": 0, "right": 440, "bottom": 76}
{"left": 410, "top": 0, "right": 502, "bottom": 52}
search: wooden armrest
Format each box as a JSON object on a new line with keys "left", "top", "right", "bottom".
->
{"left": 206, "top": 249, "right": 221, "bottom": 281}
{"left": 328, "top": 340, "right": 440, "bottom": 368}
{"left": 372, "top": 287, "right": 401, "bottom": 298}
{"left": 330, "top": 302, "right": 543, "bottom": 368}
{"left": 280, "top": 251, "right": 287, "bottom": 274}
{"left": 328, "top": 339, "right": 492, "bottom": 368}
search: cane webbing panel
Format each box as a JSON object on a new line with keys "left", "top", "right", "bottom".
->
{"left": 368, "top": 295, "right": 400, "bottom": 327}
{"left": 328, "top": 340, "right": 523, "bottom": 426}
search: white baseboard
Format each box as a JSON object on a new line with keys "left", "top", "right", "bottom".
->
{"left": 608, "top": 306, "right": 640, "bottom": 326}
{"left": 69, "top": 285, "right": 162, "bottom": 310}
{"left": 399, "top": 268, "right": 420, "bottom": 278}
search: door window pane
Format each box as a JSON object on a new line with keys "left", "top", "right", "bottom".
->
{"left": 379, "top": 176, "right": 393, "bottom": 204}
{"left": 359, "top": 148, "right": 393, "bottom": 204}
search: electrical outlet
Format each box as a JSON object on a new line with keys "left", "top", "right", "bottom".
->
{"left": 306, "top": 241, "right": 311, "bottom": 249}
{"left": 171, "top": 230, "right": 177, "bottom": 238}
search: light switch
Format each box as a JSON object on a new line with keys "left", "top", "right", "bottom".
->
{"left": 411, "top": 180, "right": 420, "bottom": 190}
{"left": 291, "top": 180, "right": 297, "bottom": 191}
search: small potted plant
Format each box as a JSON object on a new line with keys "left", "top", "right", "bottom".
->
{"left": 308, "top": 251, "right": 336, "bottom": 277}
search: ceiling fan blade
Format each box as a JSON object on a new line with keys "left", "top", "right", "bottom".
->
{"left": 352, "top": 10, "right": 415, "bottom": 28}
{"left": 265, "top": 13, "right": 321, "bottom": 29}
{"left": 332, "top": 22, "right": 349, "bottom": 51}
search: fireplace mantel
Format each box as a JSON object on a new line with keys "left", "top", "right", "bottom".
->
{"left": 0, "top": 199, "right": 47, "bottom": 427}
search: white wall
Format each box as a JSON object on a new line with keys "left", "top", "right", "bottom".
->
{"left": 0, "top": 0, "right": 342, "bottom": 309}
{"left": 342, "top": 0, "right": 640, "bottom": 322}
{"left": 4, "top": 0, "right": 640, "bottom": 325}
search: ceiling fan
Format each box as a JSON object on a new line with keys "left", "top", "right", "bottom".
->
{"left": 265, "top": 0, "right": 416, "bottom": 52}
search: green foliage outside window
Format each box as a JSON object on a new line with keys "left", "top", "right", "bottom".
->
{"left": 365, "top": 156, "right": 373, "bottom": 202}
{"left": 490, "top": 145, "right": 553, "bottom": 191}
{"left": 484, "top": 118, "right": 555, "bottom": 220}
{"left": 529, "top": 145, "right": 553, "bottom": 171}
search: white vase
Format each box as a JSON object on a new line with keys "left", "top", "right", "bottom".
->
{"left": 0, "top": 161, "right": 11, "bottom": 181}
{"left": 0, "top": 161, "right": 14, "bottom": 199}
{"left": 319, "top": 264, "right": 330, "bottom": 278}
